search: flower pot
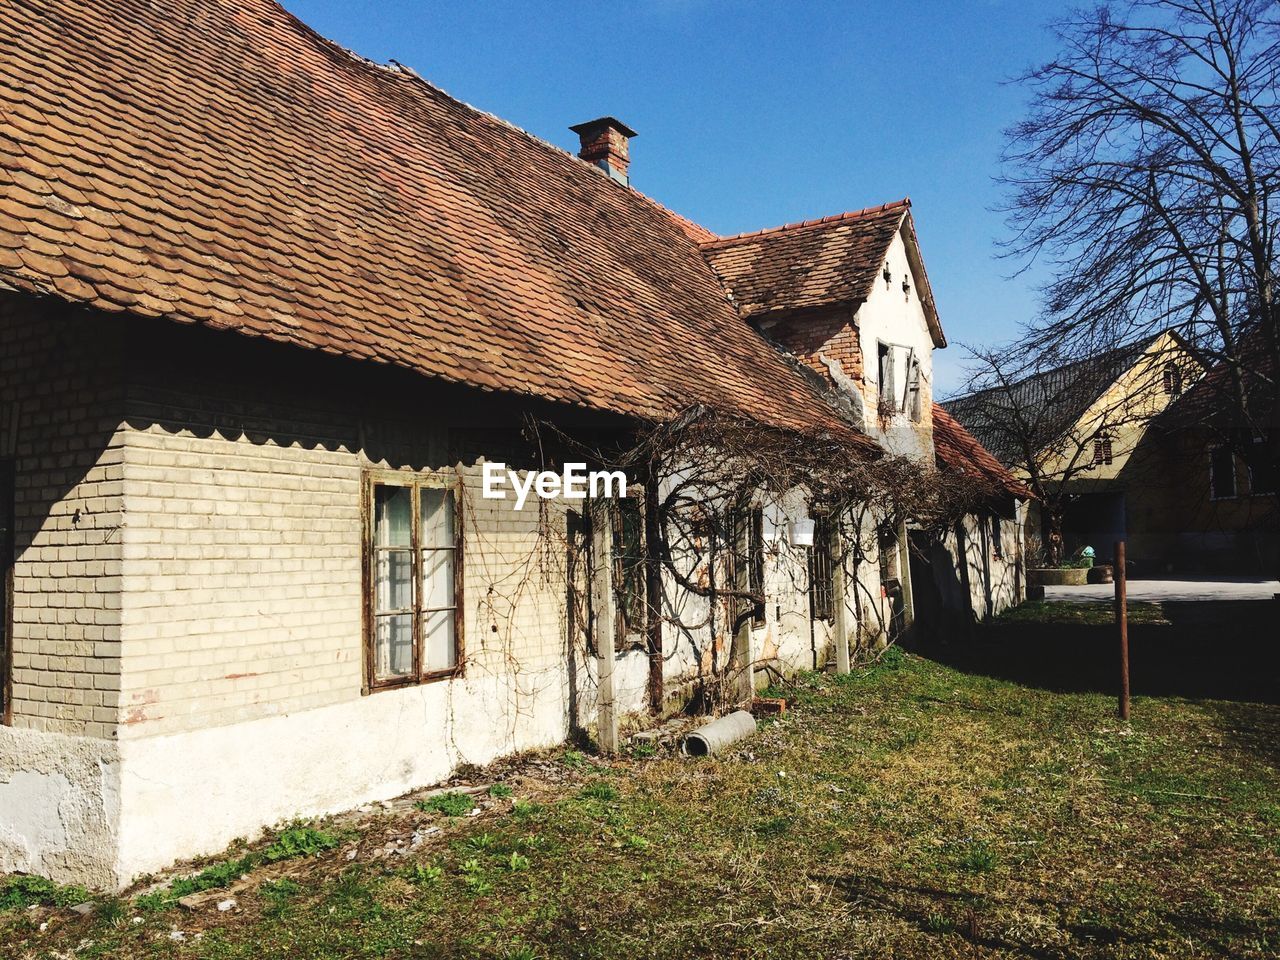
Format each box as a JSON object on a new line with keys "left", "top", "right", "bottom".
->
{"left": 789, "top": 518, "right": 815, "bottom": 547}
{"left": 1028, "top": 567, "right": 1089, "bottom": 587}
{"left": 1087, "top": 564, "right": 1113, "bottom": 584}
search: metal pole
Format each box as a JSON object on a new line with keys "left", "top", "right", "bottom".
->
{"left": 1115, "top": 540, "right": 1130, "bottom": 721}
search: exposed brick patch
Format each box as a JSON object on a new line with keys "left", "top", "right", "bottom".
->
{"left": 765, "top": 308, "right": 864, "bottom": 384}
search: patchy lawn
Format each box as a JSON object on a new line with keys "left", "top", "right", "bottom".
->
{"left": 996, "top": 599, "right": 1169, "bottom": 626}
{"left": 5, "top": 624, "right": 1280, "bottom": 958}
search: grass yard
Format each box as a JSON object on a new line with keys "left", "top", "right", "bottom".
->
{"left": 4, "top": 603, "right": 1280, "bottom": 959}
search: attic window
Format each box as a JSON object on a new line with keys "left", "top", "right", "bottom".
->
{"left": 907, "top": 355, "right": 923, "bottom": 422}
{"left": 1162, "top": 362, "right": 1182, "bottom": 396}
{"left": 877, "top": 342, "right": 895, "bottom": 405}
{"left": 1092, "top": 433, "right": 1114, "bottom": 466}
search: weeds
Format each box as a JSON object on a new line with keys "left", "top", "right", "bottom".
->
{"left": 416, "top": 792, "right": 476, "bottom": 817}
{"left": 262, "top": 826, "right": 340, "bottom": 862}
{"left": 579, "top": 782, "right": 619, "bottom": 802}
{"left": 0, "top": 875, "right": 90, "bottom": 911}
{"left": 956, "top": 840, "right": 998, "bottom": 873}
{"left": 404, "top": 863, "right": 443, "bottom": 886}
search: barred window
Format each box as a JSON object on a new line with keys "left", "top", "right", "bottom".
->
{"left": 366, "top": 473, "right": 461, "bottom": 689}
{"left": 731, "top": 505, "right": 765, "bottom": 626}
{"left": 809, "top": 513, "right": 834, "bottom": 622}
{"left": 613, "top": 494, "right": 647, "bottom": 649}
{"left": 1093, "top": 433, "right": 1113, "bottom": 466}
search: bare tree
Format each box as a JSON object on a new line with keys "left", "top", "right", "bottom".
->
{"left": 951, "top": 343, "right": 1166, "bottom": 566}
{"left": 1003, "top": 0, "right": 1280, "bottom": 473}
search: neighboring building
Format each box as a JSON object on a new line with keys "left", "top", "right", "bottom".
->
{"left": 947, "top": 329, "right": 1278, "bottom": 574}
{"left": 0, "top": 0, "right": 1025, "bottom": 887}
{"left": 1133, "top": 339, "right": 1278, "bottom": 573}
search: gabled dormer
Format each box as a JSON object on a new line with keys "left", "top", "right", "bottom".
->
{"left": 699, "top": 199, "right": 944, "bottom": 462}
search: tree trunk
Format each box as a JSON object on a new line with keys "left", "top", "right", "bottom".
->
{"left": 1045, "top": 507, "right": 1065, "bottom": 568}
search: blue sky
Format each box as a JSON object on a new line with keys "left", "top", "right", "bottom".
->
{"left": 282, "top": 0, "right": 1065, "bottom": 396}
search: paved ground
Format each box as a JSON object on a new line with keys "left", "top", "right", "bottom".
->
{"left": 1046, "top": 575, "right": 1280, "bottom": 602}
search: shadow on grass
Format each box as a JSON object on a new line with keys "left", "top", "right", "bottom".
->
{"left": 829, "top": 872, "right": 1279, "bottom": 959}
{"left": 923, "top": 600, "right": 1280, "bottom": 707}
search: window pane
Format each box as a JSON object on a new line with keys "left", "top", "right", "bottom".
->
{"left": 375, "top": 548, "right": 414, "bottom": 612}
{"left": 421, "top": 487, "right": 455, "bottom": 549}
{"left": 422, "top": 546, "right": 455, "bottom": 609}
{"left": 375, "top": 485, "right": 412, "bottom": 547}
{"left": 1211, "top": 447, "right": 1236, "bottom": 498}
{"left": 615, "top": 498, "right": 645, "bottom": 639}
{"left": 1249, "top": 443, "right": 1276, "bottom": 495}
{"left": 424, "top": 607, "right": 456, "bottom": 673}
{"left": 374, "top": 614, "right": 414, "bottom": 680}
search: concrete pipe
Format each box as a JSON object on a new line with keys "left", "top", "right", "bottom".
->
{"left": 681, "top": 710, "right": 758, "bottom": 757}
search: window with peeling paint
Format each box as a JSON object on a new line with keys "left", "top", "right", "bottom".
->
{"left": 366, "top": 472, "right": 461, "bottom": 689}
{"left": 877, "top": 342, "right": 894, "bottom": 405}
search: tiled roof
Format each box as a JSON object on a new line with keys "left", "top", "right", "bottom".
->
{"left": 0, "top": 0, "right": 870, "bottom": 445}
{"left": 932, "top": 404, "right": 1032, "bottom": 500}
{"left": 945, "top": 334, "right": 1164, "bottom": 465}
{"left": 699, "top": 200, "right": 943, "bottom": 345}
{"left": 1160, "top": 329, "right": 1270, "bottom": 429}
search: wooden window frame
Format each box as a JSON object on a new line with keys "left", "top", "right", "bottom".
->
{"left": 906, "top": 353, "right": 923, "bottom": 422}
{"left": 1162, "top": 361, "right": 1182, "bottom": 397}
{"left": 362, "top": 469, "right": 464, "bottom": 693}
{"left": 877, "top": 341, "right": 895, "bottom": 405}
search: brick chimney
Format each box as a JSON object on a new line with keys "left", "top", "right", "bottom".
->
{"left": 569, "top": 117, "right": 636, "bottom": 186}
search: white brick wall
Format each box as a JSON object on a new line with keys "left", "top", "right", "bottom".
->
{"left": 115, "top": 391, "right": 579, "bottom": 738}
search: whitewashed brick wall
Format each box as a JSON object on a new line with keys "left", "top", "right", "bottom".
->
{"left": 116, "top": 382, "right": 576, "bottom": 738}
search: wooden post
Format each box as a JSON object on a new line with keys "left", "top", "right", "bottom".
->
{"left": 1115, "top": 540, "right": 1130, "bottom": 721}
{"left": 831, "top": 518, "right": 851, "bottom": 675}
{"left": 591, "top": 502, "right": 618, "bottom": 753}
{"left": 897, "top": 517, "right": 915, "bottom": 630}
{"left": 732, "top": 616, "right": 754, "bottom": 702}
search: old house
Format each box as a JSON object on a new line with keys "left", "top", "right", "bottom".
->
{"left": 0, "top": 0, "right": 1026, "bottom": 888}
{"left": 1137, "top": 339, "right": 1278, "bottom": 573}
{"left": 945, "top": 331, "right": 1274, "bottom": 573}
